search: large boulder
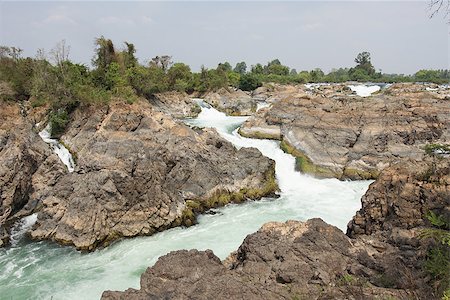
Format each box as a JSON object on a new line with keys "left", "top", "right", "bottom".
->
{"left": 204, "top": 88, "right": 256, "bottom": 116}
{"left": 102, "top": 219, "right": 409, "bottom": 300}
{"left": 30, "top": 101, "right": 277, "bottom": 251}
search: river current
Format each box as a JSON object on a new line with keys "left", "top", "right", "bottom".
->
{"left": 0, "top": 104, "right": 372, "bottom": 300}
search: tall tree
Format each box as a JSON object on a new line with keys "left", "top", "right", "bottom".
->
{"left": 354, "top": 51, "right": 375, "bottom": 76}
{"left": 217, "top": 62, "right": 232, "bottom": 72}
{"left": 233, "top": 61, "right": 247, "bottom": 74}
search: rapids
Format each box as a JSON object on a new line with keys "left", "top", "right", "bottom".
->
{"left": 0, "top": 105, "right": 371, "bottom": 300}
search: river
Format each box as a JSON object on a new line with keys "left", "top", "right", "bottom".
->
{"left": 0, "top": 104, "right": 371, "bottom": 300}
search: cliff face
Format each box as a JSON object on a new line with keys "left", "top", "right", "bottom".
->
{"left": 240, "top": 83, "right": 450, "bottom": 179}
{"left": 0, "top": 102, "right": 66, "bottom": 247}
{"left": 28, "top": 101, "right": 277, "bottom": 251}
{"left": 102, "top": 158, "right": 449, "bottom": 299}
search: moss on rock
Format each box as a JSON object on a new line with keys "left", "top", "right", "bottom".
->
{"left": 280, "top": 139, "right": 339, "bottom": 178}
{"left": 180, "top": 165, "right": 278, "bottom": 227}
{"left": 342, "top": 167, "right": 379, "bottom": 180}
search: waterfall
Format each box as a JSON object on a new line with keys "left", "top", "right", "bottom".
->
{"left": 38, "top": 124, "right": 75, "bottom": 172}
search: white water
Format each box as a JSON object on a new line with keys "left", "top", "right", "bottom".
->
{"left": 38, "top": 124, "right": 75, "bottom": 172}
{"left": 348, "top": 84, "right": 381, "bottom": 97}
{"left": 256, "top": 101, "right": 271, "bottom": 111}
{"left": 0, "top": 106, "right": 371, "bottom": 300}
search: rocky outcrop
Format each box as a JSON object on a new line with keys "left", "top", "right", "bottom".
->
{"left": 103, "top": 158, "right": 448, "bottom": 299}
{"left": 204, "top": 88, "right": 256, "bottom": 116}
{"left": 240, "top": 83, "right": 450, "bottom": 179}
{"left": 238, "top": 108, "right": 281, "bottom": 140}
{"left": 0, "top": 102, "right": 65, "bottom": 247}
{"left": 101, "top": 219, "right": 411, "bottom": 300}
{"left": 150, "top": 91, "right": 201, "bottom": 119}
{"left": 348, "top": 158, "right": 450, "bottom": 239}
{"left": 29, "top": 101, "right": 277, "bottom": 251}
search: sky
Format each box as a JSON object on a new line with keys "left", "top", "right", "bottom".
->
{"left": 0, "top": 1, "right": 449, "bottom": 74}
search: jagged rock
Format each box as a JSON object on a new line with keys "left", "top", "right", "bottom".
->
{"left": 347, "top": 158, "right": 450, "bottom": 239}
{"left": 30, "top": 101, "right": 277, "bottom": 251}
{"left": 241, "top": 83, "right": 450, "bottom": 179}
{"left": 102, "top": 219, "right": 410, "bottom": 300}
{"left": 204, "top": 88, "right": 256, "bottom": 116}
{"left": 150, "top": 91, "right": 201, "bottom": 118}
{"left": 0, "top": 102, "right": 65, "bottom": 247}
{"left": 103, "top": 158, "right": 448, "bottom": 299}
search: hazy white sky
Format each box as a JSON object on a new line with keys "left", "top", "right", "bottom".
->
{"left": 0, "top": 1, "right": 449, "bottom": 74}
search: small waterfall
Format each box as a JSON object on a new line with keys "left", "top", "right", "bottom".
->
{"left": 348, "top": 84, "right": 381, "bottom": 97}
{"left": 38, "top": 124, "right": 75, "bottom": 172}
{"left": 9, "top": 214, "right": 38, "bottom": 246}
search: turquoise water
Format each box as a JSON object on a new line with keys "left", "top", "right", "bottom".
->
{"left": 0, "top": 105, "right": 371, "bottom": 299}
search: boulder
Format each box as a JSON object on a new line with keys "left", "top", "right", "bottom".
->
{"left": 204, "top": 88, "right": 256, "bottom": 116}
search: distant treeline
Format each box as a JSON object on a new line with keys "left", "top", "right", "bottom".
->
{"left": 1, "top": 38, "right": 449, "bottom": 110}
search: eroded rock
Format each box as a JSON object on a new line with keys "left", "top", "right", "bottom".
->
{"left": 241, "top": 83, "right": 450, "bottom": 179}
{"left": 30, "top": 101, "right": 277, "bottom": 250}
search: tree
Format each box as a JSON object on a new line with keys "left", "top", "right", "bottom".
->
{"left": 354, "top": 51, "right": 375, "bottom": 76}
{"left": 123, "top": 42, "right": 137, "bottom": 69}
{"left": 290, "top": 69, "right": 297, "bottom": 76}
{"left": 93, "top": 36, "right": 116, "bottom": 71}
{"left": 150, "top": 55, "right": 172, "bottom": 72}
{"left": 429, "top": 0, "right": 450, "bottom": 19}
{"left": 233, "top": 61, "right": 247, "bottom": 74}
{"left": 239, "top": 74, "right": 262, "bottom": 91}
{"left": 309, "top": 68, "right": 324, "bottom": 82}
{"left": 217, "top": 62, "right": 232, "bottom": 73}
{"left": 251, "top": 63, "right": 264, "bottom": 74}
{"left": 167, "top": 63, "right": 191, "bottom": 90}
{"left": 264, "top": 59, "right": 289, "bottom": 76}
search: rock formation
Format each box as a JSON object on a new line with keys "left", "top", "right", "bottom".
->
{"left": 241, "top": 83, "right": 450, "bottom": 179}
{"left": 204, "top": 88, "right": 256, "bottom": 116}
{"left": 28, "top": 100, "right": 277, "bottom": 251}
{"left": 0, "top": 102, "right": 65, "bottom": 247}
{"left": 149, "top": 91, "right": 201, "bottom": 119}
{"left": 102, "top": 158, "right": 449, "bottom": 299}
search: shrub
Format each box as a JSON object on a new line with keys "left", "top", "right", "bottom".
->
{"left": 49, "top": 109, "right": 69, "bottom": 137}
{"left": 239, "top": 74, "right": 262, "bottom": 91}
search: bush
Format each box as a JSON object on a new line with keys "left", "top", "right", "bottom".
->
{"left": 49, "top": 109, "right": 69, "bottom": 137}
{"left": 239, "top": 74, "right": 262, "bottom": 91}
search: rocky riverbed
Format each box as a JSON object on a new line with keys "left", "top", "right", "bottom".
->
{"left": 103, "top": 158, "right": 449, "bottom": 299}
{"left": 240, "top": 83, "right": 450, "bottom": 179}
{"left": 0, "top": 99, "right": 277, "bottom": 251}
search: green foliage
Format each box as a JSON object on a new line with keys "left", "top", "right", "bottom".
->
{"left": 265, "top": 59, "right": 290, "bottom": 76}
{"left": 167, "top": 63, "right": 192, "bottom": 91}
{"left": 49, "top": 109, "right": 69, "bottom": 137}
{"left": 420, "top": 211, "right": 450, "bottom": 298}
{"left": 424, "top": 143, "right": 450, "bottom": 156}
{"left": 217, "top": 62, "right": 232, "bottom": 72}
{"left": 227, "top": 72, "right": 240, "bottom": 88}
{"left": 251, "top": 63, "right": 264, "bottom": 74}
{"left": 233, "top": 61, "right": 247, "bottom": 74}
{"left": 415, "top": 69, "right": 449, "bottom": 84}
{"left": 239, "top": 74, "right": 262, "bottom": 91}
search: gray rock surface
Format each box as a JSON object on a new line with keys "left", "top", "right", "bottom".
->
{"left": 29, "top": 101, "right": 277, "bottom": 250}
{"left": 204, "top": 88, "right": 256, "bottom": 116}
{"left": 241, "top": 83, "right": 450, "bottom": 179}
{"left": 0, "top": 102, "right": 65, "bottom": 246}
{"left": 103, "top": 158, "right": 449, "bottom": 299}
